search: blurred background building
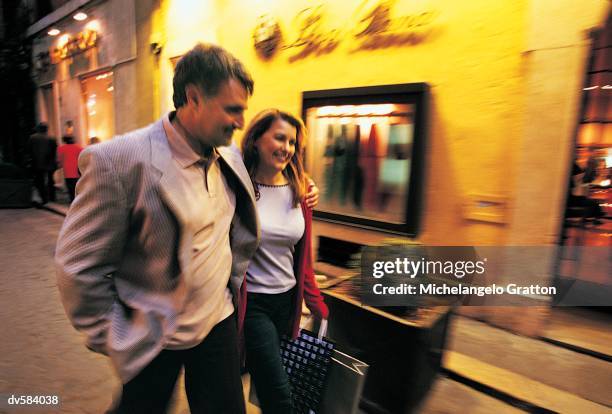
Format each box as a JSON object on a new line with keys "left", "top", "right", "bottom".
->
{"left": 5, "top": 0, "right": 610, "bottom": 411}
{"left": 25, "top": 0, "right": 610, "bottom": 316}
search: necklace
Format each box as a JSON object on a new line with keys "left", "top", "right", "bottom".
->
{"left": 253, "top": 181, "right": 290, "bottom": 201}
{"left": 255, "top": 181, "right": 289, "bottom": 187}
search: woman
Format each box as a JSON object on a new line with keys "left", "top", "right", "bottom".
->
{"left": 240, "top": 109, "right": 329, "bottom": 413}
{"left": 56, "top": 135, "right": 83, "bottom": 202}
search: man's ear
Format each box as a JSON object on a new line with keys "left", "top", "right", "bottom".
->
{"left": 185, "top": 84, "right": 201, "bottom": 106}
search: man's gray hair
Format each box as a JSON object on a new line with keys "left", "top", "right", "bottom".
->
{"left": 172, "top": 43, "right": 254, "bottom": 108}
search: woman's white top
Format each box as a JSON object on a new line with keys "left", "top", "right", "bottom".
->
{"left": 246, "top": 183, "right": 305, "bottom": 294}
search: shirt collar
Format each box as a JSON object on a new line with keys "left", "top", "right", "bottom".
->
{"left": 163, "top": 112, "right": 219, "bottom": 169}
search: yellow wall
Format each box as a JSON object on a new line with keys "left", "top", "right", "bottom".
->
{"left": 220, "top": 1, "right": 526, "bottom": 246}
{"left": 151, "top": 0, "right": 609, "bottom": 246}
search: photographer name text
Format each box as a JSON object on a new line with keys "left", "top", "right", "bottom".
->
{"left": 372, "top": 283, "right": 557, "bottom": 296}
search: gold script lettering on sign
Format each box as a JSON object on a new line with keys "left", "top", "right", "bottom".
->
{"left": 266, "top": 0, "right": 437, "bottom": 62}
{"left": 352, "top": 0, "right": 437, "bottom": 51}
{"left": 283, "top": 5, "right": 342, "bottom": 62}
{"left": 51, "top": 29, "right": 98, "bottom": 62}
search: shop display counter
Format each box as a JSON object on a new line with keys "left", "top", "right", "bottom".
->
{"left": 320, "top": 275, "right": 452, "bottom": 414}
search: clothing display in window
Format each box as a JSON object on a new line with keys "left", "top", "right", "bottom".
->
{"left": 303, "top": 95, "right": 424, "bottom": 233}
{"left": 340, "top": 124, "right": 363, "bottom": 206}
{"left": 361, "top": 123, "right": 382, "bottom": 210}
{"left": 323, "top": 124, "right": 335, "bottom": 202}
{"left": 350, "top": 125, "right": 364, "bottom": 209}
{"left": 330, "top": 124, "right": 349, "bottom": 203}
{"left": 378, "top": 123, "right": 412, "bottom": 210}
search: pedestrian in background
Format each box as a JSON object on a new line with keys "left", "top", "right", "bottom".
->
{"left": 56, "top": 135, "right": 82, "bottom": 202}
{"left": 64, "top": 120, "right": 74, "bottom": 136}
{"left": 27, "top": 122, "right": 57, "bottom": 204}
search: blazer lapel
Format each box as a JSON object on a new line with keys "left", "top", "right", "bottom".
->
{"left": 150, "top": 120, "right": 193, "bottom": 274}
{"left": 217, "top": 146, "right": 257, "bottom": 204}
{"left": 217, "top": 145, "right": 259, "bottom": 235}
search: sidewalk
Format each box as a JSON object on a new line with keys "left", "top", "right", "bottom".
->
{"left": 38, "top": 200, "right": 69, "bottom": 216}
{"left": 0, "top": 209, "right": 118, "bottom": 413}
{"left": 8, "top": 207, "right": 610, "bottom": 413}
{"left": 31, "top": 188, "right": 70, "bottom": 216}
{"left": 442, "top": 314, "right": 611, "bottom": 413}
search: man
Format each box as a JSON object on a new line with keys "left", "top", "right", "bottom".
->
{"left": 56, "top": 43, "right": 266, "bottom": 413}
{"left": 28, "top": 122, "right": 57, "bottom": 203}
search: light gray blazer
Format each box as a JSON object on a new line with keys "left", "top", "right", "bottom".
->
{"left": 55, "top": 119, "right": 259, "bottom": 383}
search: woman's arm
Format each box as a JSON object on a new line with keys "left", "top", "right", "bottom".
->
{"left": 301, "top": 204, "right": 329, "bottom": 319}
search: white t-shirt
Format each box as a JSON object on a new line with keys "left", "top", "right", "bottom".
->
{"left": 246, "top": 183, "right": 305, "bottom": 293}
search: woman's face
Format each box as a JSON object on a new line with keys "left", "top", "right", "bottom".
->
{"left": 255, "top": 118, "right": 297, "bottom": 173}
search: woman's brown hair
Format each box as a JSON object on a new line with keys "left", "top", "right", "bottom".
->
{"left": 241, "top": 108, "right": 307, "bottom": 207}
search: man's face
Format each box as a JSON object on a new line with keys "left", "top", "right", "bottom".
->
{"left": 192, "top": 78, "right": 248, "bottom": 148}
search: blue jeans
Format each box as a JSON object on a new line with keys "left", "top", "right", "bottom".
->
{"left": 244, "top": 290, "right": 294, "bottom": 414}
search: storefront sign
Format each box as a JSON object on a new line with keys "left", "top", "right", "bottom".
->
{"left": 252, "top": 0, "right": 437, "bottom": 61}
{"left": 51, "top": 28, "right": 98, "bottom": 62}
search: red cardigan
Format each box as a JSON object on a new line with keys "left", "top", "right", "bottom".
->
{"left": 238, "top": 199, "right": 329, "bottom": 339}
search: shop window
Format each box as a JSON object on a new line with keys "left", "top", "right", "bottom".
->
{"left": 303, "top": 83, "right": 429, "bottom": 236}
{"left": 572, "top": 15, "right": 611, "bottom": 222}
{"left": 558, "top": 14, "right": 612, "bottom": 292}
{"left": 81, "top": 70, "right": 114, "bottom": 143}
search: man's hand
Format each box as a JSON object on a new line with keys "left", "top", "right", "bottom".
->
{"left": 305, "top": 178, "right": 319, "bottom": 209}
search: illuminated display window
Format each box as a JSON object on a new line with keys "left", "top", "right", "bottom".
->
{"left": 303, "top": 84, "right": 429, "bottom": 236}
{"left": 81, "top": 70, "right": 114, "bottom": 142}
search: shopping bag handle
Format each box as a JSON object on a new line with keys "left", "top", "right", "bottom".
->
{"left": 318, "top": 319, "right": 328, "bottom": 340}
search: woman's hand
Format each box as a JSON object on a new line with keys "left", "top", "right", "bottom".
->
{"left": 305, "top": 178, "right": 319, "bottom": 209}
{"left": 310, "top": 301, "right": 329, "bottom": 320}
